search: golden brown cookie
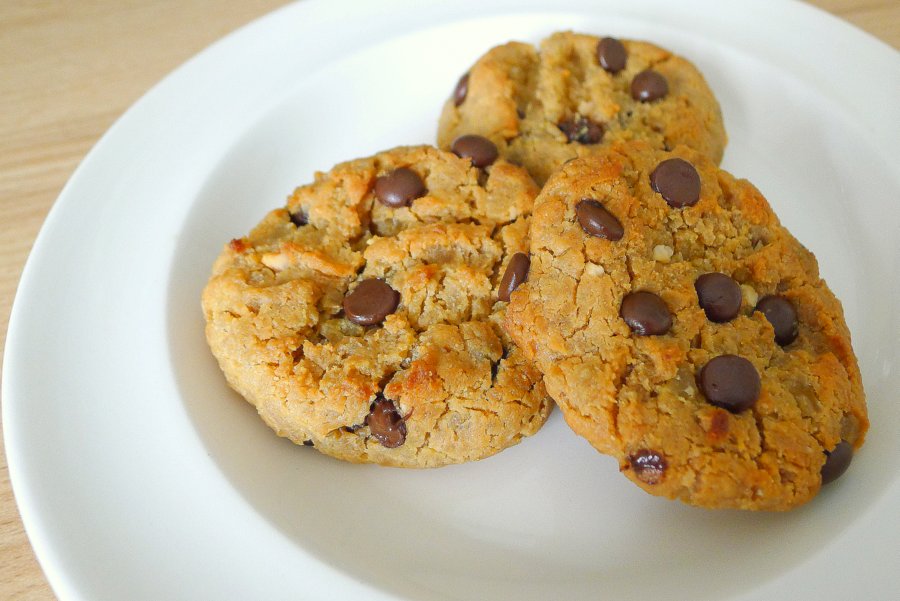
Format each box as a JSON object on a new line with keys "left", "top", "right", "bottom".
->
{"left": 202, "top": 145, "right": 552, "bottom": 467}
{"left": 505, "top": 141, "right": 867, "bottom": 510}
{"left": 437, "top": 32, "right": 727, "bottom": 185}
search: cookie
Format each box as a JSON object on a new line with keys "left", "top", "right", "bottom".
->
{"left": 505, "top": 141, "right": 867, "bottom": 510}
{"left": 437, "top": 31, "right": 727, "bottom": 185}
{"left": 202, "top": 145, "right": 552, "bottom": 467}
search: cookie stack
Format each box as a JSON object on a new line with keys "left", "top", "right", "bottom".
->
{"left": 202, "top": 32, "right": 867, "bottom": 510}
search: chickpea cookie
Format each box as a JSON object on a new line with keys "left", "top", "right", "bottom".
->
{"left": 438, "top": 31, "right": 727, "bottom": 185}
{"left": 202, "top": 145, "right": 552, "bottom": 467}
{"left": 504, "top": 141, "right": 867, "bottom": 510}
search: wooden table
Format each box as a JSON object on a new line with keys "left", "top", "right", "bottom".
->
{"left": 1, "top": 1, "right": 897, "bottom": 598}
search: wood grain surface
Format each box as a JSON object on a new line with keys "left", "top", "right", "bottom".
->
{"left": 1, "top": 1, "right": 897, "bottom": 598}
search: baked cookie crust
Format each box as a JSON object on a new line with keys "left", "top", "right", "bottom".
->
{"left": 203, "top": 145, "right": 552, "bottom": 467}
{"left": 505, "top": 141, "right": 867, "bottom": 510}
{"left": 438, "top": 31, "right": 726, "bottom": 184}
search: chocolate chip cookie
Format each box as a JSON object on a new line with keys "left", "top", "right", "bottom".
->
{"left": 202, "top": 145, "right": 552, "bottom": 467}
{"left": 438, "top": 31, "right": 727, "bottom": 185}
{"left": 504, "top": 141, "right": 867, "bottom": 510}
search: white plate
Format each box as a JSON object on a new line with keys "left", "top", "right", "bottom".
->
{"left": 4, "top": 1, "right": 900, "bottom": 599}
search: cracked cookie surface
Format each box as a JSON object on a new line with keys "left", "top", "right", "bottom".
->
{"left": 202, "top": 145, "right": 552, "bottom": 467}
{"left": 437, "top": 31, "right": 727, "bottom": 185}
{"left": 505, "top": 142, "right": 867, "bottom": 510}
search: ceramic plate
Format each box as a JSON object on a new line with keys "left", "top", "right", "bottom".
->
{"left": 4, "top": 1, "right": 899, "bottom": 599}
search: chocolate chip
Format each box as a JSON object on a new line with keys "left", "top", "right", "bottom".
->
{"left": 450, "top": 134, "right": 498, "bottom": 168}
{"left": 365, "top": 397, "right": 407, "bottom": 448}
{"left": 629, "top": 450, "right": 667, "bottom": 484}
{"left": 374, "top": 167, "right": 426, "bottom": 208}
{"left": 631, "top": 70, "right": 669, "bottom": 102}
{"left": 558, "top": 116, "right": 604, "bottom": 144}
{"left": 289, "top": 210, "right": 307, "bottom": 227}
{"left": 756, "top": 295, "right": 799, "bottom": 346}
{"left": 302, "top": 439, "right": 314, "bottom": 447}
{"left": 620, "top": 291, "right": 672, "bottom": 336}
{"left": 698, "top": 355, "right": 761, "bottom": 413}
{"left": 821, "top": 441, "right": 853, "bottom": 485}
{"left": 343, "top": 278, "right": 400, "bottom": 326}
{"left": 650, "top": 158, "right": 701, "bottom": 208}
{"left": 575, "top": 199, "right": 624, "bottom": 241}
{"left": 497, "top": 252, "right": 530, "bottom": 302}
{"left": 597, "top": 37, "right": 627, "bottom": 73}
{"left": 695, "top": 273, "right": 742, "bottom": 323}
{"left": 453, "top": 72, "right": 469, "bottom": 106}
